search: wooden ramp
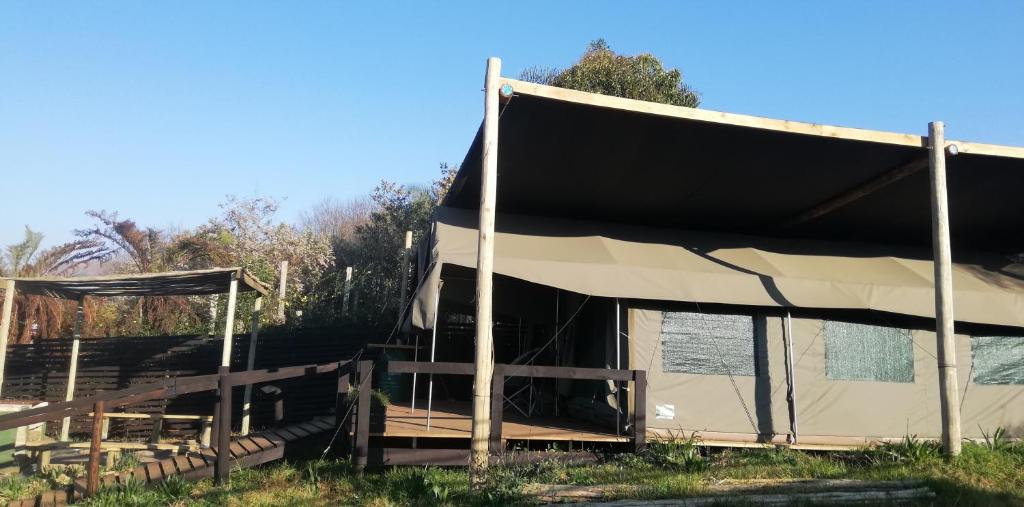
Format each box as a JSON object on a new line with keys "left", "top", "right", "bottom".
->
{"left": 7, "top": 416, "right": 336, "bottom": 507}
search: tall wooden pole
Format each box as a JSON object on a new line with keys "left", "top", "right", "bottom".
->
{"left": 240, "top": 295, "right": 262, "bottom": 435}
{"left": 470, "top": 56, "right": 501, "bottom": 485}
{"left": 342, "top": 266, "right": 353, "bottom": 317}
{"left": 928, "top": 121, "right": 961, "bottom": 457}
{"left": 0, "top": 280, "right": 16, "bottom": 397}
{"left": 398, "top": 230, "right": 413, "bottom": 315}
{"left": 220, "top": 274, "right": 239, "bottom": 368}
{"left": 61, "top": 296, "right": 85, "bottom": 441}
{"left": 277, "top": 260, "right": 288, "bottom": 322}
{"left": 86, "top": 399, "right": 104, "bottom": 497}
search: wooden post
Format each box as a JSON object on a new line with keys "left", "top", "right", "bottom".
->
{"left": 220, "top": 274, "right": 239, "bottom": 368}
{"left": 928, "top": 121, "right": 961, "bottom": 457}
{"left": 488, "top": 367, "right": 504, "bottom": 454}
{"left": 215, "top": 365, "right": 232, "bottom": 485}
{"left": 208, "top": 295, "right": 219, "bottom": 336}
{"left": 61, "top": 297, "right": 85, "bottom": 441}
{"left": 633, "top": 370, "right": 647, "bottom": 451}
{"left": 354, "top": 360, "right": 372, "bottom": 472}
{"left": 0, "top": 279, "right": 16, "bottom": 397}
{"left": 241, "top": 296, "right": 262, "bottom": 435}
{"left": 277, "top": 260, "right": 288, "bottom": 322}
{"left": 397, "top": 231, "right": 413, "bottom": 316}
{"left": 86, "top": 399, "right": 104, "bottom": 497}
{"left": 335, "top": 362, "right": 352, "bottom": 456}
{"left": 470, "top": 55, "right": 501, "bottom": 487}
{"left": 342, "top": 267, "right": 353, "bottom": 317}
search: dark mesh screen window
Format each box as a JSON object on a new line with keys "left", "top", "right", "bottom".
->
{"left": 971, "top": 335, "right": 1024, "bottom": 385}
{"left": 824, "top": 320, "right": 914, "bottom": 383}
{"left": 660, "top": 311, "right": 757, "bottom": 376}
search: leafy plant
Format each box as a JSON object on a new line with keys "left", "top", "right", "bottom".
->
{"left": 875, "top": 434, "right": 941, "bottom": 464}
{"left": 421, "top": 468, "right": 451, "bottom": 504}
{"left": 82, "top": 478, "right": 159, "bottom": 507}
{"left": 641, "top": 432, "right": 708, "bottom": 472}
{"left": 156, "top": 474, "right": 193, "bottom": 504}
{"left": 0, "top": 475, "right": 30, "bottom": 502}
{"left": 106, "top": 451, "right": 142, "bottom": 473}
{"left": 980, "top": 426, "right": 1012, "bottom": 452}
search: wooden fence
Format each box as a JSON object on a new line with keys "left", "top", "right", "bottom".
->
{"left": 0, "top": 325, "right": 377, "bottom": 438}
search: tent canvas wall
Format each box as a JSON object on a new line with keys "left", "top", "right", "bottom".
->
{"left": 409, "top": 207, "right": 1024, "bottom": 446}
{"left": 631, "top": 305, "right": 1024, "bottom": 447}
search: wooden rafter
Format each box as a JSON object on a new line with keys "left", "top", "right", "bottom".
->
{"left": 776, "top": 157, "right": 929, "bottom": 228}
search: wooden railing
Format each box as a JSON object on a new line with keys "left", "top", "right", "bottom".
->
{"left": 351, "top": 360, "right": 646, "bottom": 466}
{"left": 0, "top": 360, "right": 353, "bottom": 497}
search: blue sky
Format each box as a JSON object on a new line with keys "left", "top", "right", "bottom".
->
{"left": 2, "top": 1, "right": 1023, "bottom": 249}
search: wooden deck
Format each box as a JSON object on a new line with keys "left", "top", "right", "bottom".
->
{"left": 7, "top": 416, "right": 336, "bottom": 507}
{"left": 379, "top": 401, "right": 628, "bottom": 443}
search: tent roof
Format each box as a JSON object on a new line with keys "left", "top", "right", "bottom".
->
{"left": 410, "top": 207, "right": 1024, "bottom": 330}
{"left": 3, "top": 267, "right": 270, "bottom": 299}
{"left": 443, "top": 78, "right": 1024, "bottom": 253}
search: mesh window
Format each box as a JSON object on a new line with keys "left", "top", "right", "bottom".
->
{"left": 970, "top": 335, "right": 1024, "bottom": 385}
{"left": 824, "top": 321, "right": 914, "bottom": 383}
{"left": 660, "top": 311, "right": 758, "bottom": 376}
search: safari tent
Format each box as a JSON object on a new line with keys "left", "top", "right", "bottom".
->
{"left": 401, "top": 61, "right": 1024, "bottom": 451}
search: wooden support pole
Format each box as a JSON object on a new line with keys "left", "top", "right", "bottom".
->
{"left": 633, "top": 370, "right": 647, "bottom": 451}
{"left": 342, "top": 267, "right": 353, "bottom": 317}
{"left": 470, "top": 56, "right": 501, "bottom": 486}
{"left": 277, "top": 260, "right": 288, "bottom": 322}
{"left": 488, "top": 367, "right": 504, "bottom": 454}
{"left": 61, "top": 297, "right": 85, "bottom": 441}
{"left": 86, "top": 399, "right": 104, "bottom": 497}
{"left": 208, "top": 295, "right": 219, "bottom": 336}
{"left": 215, "top": 365, "right": 232, "bottom": 485}
{"left": 397, "top": 230, "right": 413, "bottom": 317}
{"left": 241, "top": 296, "right": 262, "bottom": 436}
{"left": 354, "top": 360, "right": 372, "bottom": 472}
{"left": 928, "top": 121, "right": 961, "bottom": 457}
{"left": 0, "top": 279, "right": 16, "bottom": 397}
{"left": 335, "top": 362, "right": 352, "bottom": 457}
{"left": 220, "top": 274, "right": 239, "bottom": 368}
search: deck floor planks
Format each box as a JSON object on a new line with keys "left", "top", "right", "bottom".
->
{"left": 379, "top": 401, "right": 629, "bottom": 443}
{"left": 9, "top": 418, "right": 337, "bottom": 506}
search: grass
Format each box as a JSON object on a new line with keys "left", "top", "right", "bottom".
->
{"left": 60, "top": 439, "right": 1024, "bottom": 506}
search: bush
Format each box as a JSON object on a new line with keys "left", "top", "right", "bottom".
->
{"left": 874, "top": 435, "right": 941, "bottom": 464}
{"left": 82, "top": 478, "right": 160, "bottom": 507}
{"left": 640, "top": 433, "right": 708, "bottom": 472}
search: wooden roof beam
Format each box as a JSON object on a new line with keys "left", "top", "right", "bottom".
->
{"left": 777, "top": 156, "right": 929, "bottom": 228}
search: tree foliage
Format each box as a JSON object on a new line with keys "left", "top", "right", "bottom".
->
{"left": 1, "top": 227, "right": 105, "bottom": 342}
{"left": 522, "top": 39, "right": 700, "bottom": 107}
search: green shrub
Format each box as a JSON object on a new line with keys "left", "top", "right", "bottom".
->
{"left": 157, "top": 474, "right": 193, "bottom": 503}
{"left": 875, "top": 435, "right": 941, "bottom": 464}
{"left": 642, "top": 433, "right": 708, "bottom": 472}
{"left": 82, "top": 478, "right": 160, "bottom": 507}
{"left": 979, "top": 426, "right": 1012, "bottom": 452}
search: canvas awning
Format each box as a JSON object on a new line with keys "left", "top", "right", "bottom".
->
{"left": 2, "top": 267, "right": 270, "bottom": 299}
{"left": 444, "top": 79, "right": 1024, "bottom": 253}
{"left": 410, "top": 207, "right": 1024, "bottom": 329}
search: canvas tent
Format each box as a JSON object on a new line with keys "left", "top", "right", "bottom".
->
{"left": 406, "top": 72, "right": 1024, "bottom": 449}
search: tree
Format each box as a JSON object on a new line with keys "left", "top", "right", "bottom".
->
{"left": 299, "top": 196, "right": 373, "bottom": 245}
{"left": 189, "top": 195, "right": 334, "bottom": 325}
{"left": 522, "top": 39, "right": 700, "bottom": 107}
{"left": 313, "top": 164, "right": 457, "bottom": 326}
{"left": 1, "top": 227, "right": 105, "bottom": 342}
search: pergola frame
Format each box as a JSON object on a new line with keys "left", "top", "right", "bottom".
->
{"left": 465, "top": 57, "right": 1024, "bottom": 476}
{"left": 0, "top": 267, "right": 270, "bottom": 440}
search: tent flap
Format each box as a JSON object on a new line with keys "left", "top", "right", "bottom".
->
{"left": 409, "top": 207, "right": 1024, "bottom": 329}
